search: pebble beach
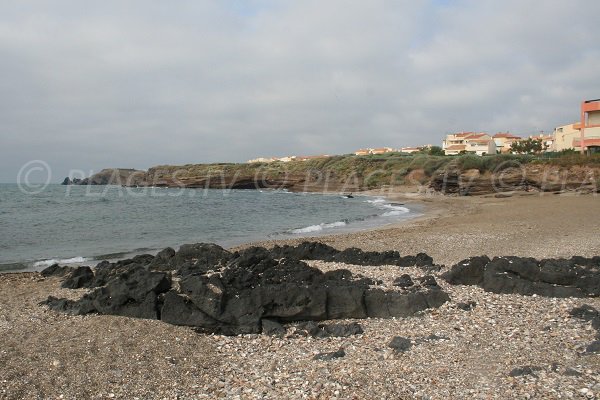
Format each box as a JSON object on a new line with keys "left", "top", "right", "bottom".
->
{"left": 1, "top": 192, "right": 599, "bottom": 399}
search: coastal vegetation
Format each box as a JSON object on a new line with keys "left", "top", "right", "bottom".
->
{"left": 71, "top": 152, "right": 600, "bottom": 194}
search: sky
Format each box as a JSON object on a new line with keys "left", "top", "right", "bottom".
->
{"left": 1, "top": 0, "right": 599, "bottom": 182}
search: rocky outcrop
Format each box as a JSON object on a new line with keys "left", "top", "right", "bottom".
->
{"left": 61, "top": 266, "right": 94, "bottom": 289}
{"left": 41, "top": 243, "right": 450, "bottom": 335}
{"left": 270, "top": 242, "right": 436, "bottom": 268}
{"left": 570, "top": 305, "right": 600, "bottom": 354}
{"left": 442, "top": 255, "right": 600, "bottom": 297}
{"left": 430, "top": 165, "right": 600, "bottom": 196}
{"left": 61, "top": 168, "right": 144, "bottom": 186}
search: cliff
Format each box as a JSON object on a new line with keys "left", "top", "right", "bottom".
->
{"left": 62, "top": 154, "right": 600, "bottom": 195}
{"left": 62, "top": 168, "right": 145, "bottom": 186}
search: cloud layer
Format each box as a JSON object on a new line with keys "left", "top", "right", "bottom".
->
{"left": 1, "top": 0, "right": 599, "bottom": 181}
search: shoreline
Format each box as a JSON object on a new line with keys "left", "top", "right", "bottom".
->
{"left": 240, "top": 189, "right": 599, "bottom": 265}
{"left": 0, "top": 188, "right": 424, "bottom": 273}
{"left": 1, "top": 191, "right": 599, "bottom": 398}
{"left": 4, "top": 187, "right": 598, "bottom": 273}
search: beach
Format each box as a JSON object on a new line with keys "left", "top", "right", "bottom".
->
{"left": 1, "top": 192, "right": 599, "bottom": 399}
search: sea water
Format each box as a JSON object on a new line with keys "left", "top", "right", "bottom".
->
{"left": 0, "top": 184, "right": 418, "bottom": 272}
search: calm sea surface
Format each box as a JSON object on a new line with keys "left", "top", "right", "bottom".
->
{"left": 0, "top": 184, "right": 419, "bottom": 272}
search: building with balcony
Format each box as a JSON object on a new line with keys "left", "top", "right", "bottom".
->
{"left": 493, "top": 133, "right": 522, "bottom": 154}
{"left": 443, "top": 132, "right": 497, "bottom": 156}
{"left": 579, "top": 99, "right": 600, "bottom": 154}
{"left": 552, "top": 99, "right": 600, "bottom": 153}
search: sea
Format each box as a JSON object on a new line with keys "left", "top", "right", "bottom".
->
{"left": 0, "top": 184, "right": 419, "bottom": 272}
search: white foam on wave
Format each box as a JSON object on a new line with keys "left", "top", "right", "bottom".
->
{"left": 365, "top": 198, "right": 410, "bottom": 217}
{"left": 365, "top": 198, "right": 386, "bottom": 204}
{"left": 33, "top": 256, "right": 88, "bottom": 267}
{"left": 381, "top": 204, "right": 410, "bottom": 213}
{"left": 382, "top": 210, "right": 407, "bottom": 217}
{"left": 291, "top": 220, "right": 347, "bottom": 234}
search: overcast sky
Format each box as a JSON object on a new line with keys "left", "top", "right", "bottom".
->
{"left": 1, "top": 0, "right": 599, "bottom": 182}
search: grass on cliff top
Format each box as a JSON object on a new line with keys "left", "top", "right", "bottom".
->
{"left": 148, "top": 153, "right": 599, "bottom": 184}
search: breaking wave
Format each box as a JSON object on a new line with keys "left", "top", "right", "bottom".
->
{"left": 33, "top": 256, "right": 88, "bottom": 268}
{"left": 291, "top": 220, "right": 347, "bottom": 234}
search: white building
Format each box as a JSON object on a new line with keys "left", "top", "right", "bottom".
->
{"left": 442, "top": 132, "right": 497, "bottom": 156}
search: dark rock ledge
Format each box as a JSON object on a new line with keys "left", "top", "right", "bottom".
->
{"left": 40, "top": 242, "right": 449, "bottom": 335}
{"left": 442, "top": 255, "right": 600, "bottom": 298}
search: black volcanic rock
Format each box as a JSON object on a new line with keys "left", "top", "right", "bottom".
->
{"left": 509, "top": 366, "right": 542, "bottom": 378}
{"left": 570, "top": 305, "right": 600, "bottom": 331}
{"left": 261, "top": 319, "right": 286, "bottom": 336}
{"left": 271, "top": 242, "right": 339, "bottom": 261}
{"left": 442, "top": 255, "right": 600, "bottom": 298}
{"left": 40, "top": 263, "right": 75, "bottom": 278}
{"left": 270, "top": 241, "right": 435, "bottom": 268}
{"left": 295, "top": 321, "right": 364, "bottom": 338}
{"left": 61, "top": 266, "right": 94, "bottom": 289}
{"left": 457, "top": 301, "right": 477, "bottom": 311}
{"left": 388, "top": 336, "right": 412, "bottom": 353}
{"left": 393, "top": 274, "right": 414, "bottom": 288}
{"left": 42, "top": 243, "right": 450, "bottom": 335}
{"left": 45, "top": 266, "right": 171, "bottom": 319}
{"left": 570, "top": 304, "right": 600, "bottom": 354}
{"left": 313, "top": 348, "right": 346, "bottom": 361}
{"left": 152, "top": 243, "right": 233, "bottom": 276}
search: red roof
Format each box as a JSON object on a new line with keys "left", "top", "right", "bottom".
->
{"left": 493, "top": 133, "right": 521, "bottom": 139}
{"left": 446, "top": 145, "right": 466, "bottom": 151}
{"left": 453, "top": 132, "right": 476, "bottom": 137}
{"left": 464, "top": 133, "right": 489, "bottom": 140}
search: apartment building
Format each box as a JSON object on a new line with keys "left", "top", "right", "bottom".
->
{"left": 492, "top": 133, "right": 522, "bottom": 154}
{"left": 443, "top": 132, "right": 497, "bottom": 156}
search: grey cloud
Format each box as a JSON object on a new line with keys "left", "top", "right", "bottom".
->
{"left": 1, "top": 0, "right": 599, "bottom": 182}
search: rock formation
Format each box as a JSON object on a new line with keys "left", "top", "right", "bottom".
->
{"left": 442, "top": 255, "right": 600, "bottom": 297}
{"left": 42, "top": 242, "right": 450, "bottom": 335}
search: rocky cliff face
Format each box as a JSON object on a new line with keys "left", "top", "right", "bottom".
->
{"left": 62, "top": 160, "right": 599, "bottom": 195}
{"left": 429, "top": 165, "right": 600, "bottom": 196}
{"left": 62, "top": 168, "right": 145, "bottom": 186}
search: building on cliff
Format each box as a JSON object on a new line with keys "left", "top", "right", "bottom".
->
{"left": 492, "top": 133, "right": 522, "bottom": 154}
{"left": 442, "top": 132, "right": 497, "bottom": 156}
{"left": 354, "top": 147, "right": 395, "bottom": 155}
{"left": 552, "top": 99, "right": 600, "bottom": 154}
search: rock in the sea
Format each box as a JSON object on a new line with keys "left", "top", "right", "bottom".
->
{"left": 43, "top": 243, "right": 450, "bottom": 335}
{"left": 442, "top": 255, "right": 600, "bottom": 297}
